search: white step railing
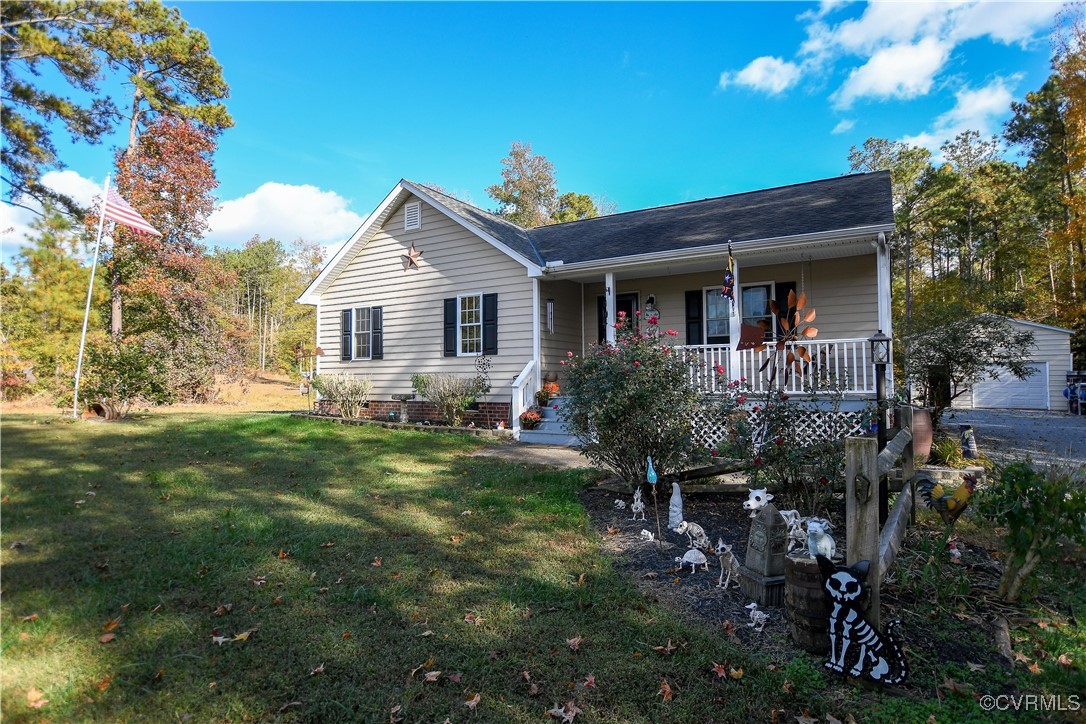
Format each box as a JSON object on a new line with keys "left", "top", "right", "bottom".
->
{"left": 509, "top": 359, "right": 537, "bottom": 439}
{"left": 677, "top": 338, "right": 881, "bottom": 395}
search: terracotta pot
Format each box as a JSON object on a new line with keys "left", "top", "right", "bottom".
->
{"left": 911, "top": 407, "right": 933, "bottom": 458}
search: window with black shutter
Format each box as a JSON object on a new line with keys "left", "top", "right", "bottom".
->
{"left": 444, "top": 294, "right": 497, "bottom": 356}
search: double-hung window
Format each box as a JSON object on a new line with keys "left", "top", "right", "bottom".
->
{"left": 339, "top": 306, "right": 383, "bottom": 360}
{"left": 458, "top": 294, "right": 482, "bottom": 356}
{"left": 354, "top": 307, "right": 372, "bottom": 359}
{"left": 703, "top": 287, "right": 731, "bottom": 345}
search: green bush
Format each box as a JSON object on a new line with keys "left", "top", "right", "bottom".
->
{"left": 979, "top": 460, "right": 1086, "bottom": 602}
{"left": 311, "top": 373, "right": 371, "bottom": 419}
{"left": 81, "top": 339, "right": 173, "bottom": 417}
{"left": 560, "top": 313, "right": 701, "bottom": 487}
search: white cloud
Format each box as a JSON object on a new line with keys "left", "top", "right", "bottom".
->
{"left": 719, "top": 56, "right": 802, "bottom": 94}
{"left": 949, "top": 1, "right": 1063, "bottom": 45}
{"left": 832, "top": 118, "right": 856, "bottom": 134}
{"left": 206, "top": 182, "right": 364, "bottom": 248}
{"left": 1, "top": 170, "right": 105, "bottom": 259}
{"left": 833, "top": 37, "right": 951, "bottom": 109}
{"left": 901, "top": 76, "right": 1018, "bottom": 154}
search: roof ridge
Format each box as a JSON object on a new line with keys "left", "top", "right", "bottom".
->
{"left": 532, "top": 170, "right": 890, "bottom": 231}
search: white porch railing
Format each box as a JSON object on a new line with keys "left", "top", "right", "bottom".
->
{"left": 678, "top": 338, "right": 879, "bottom": 395}
{"left": 509, "top": 359, "right": 537, "bottom": 439}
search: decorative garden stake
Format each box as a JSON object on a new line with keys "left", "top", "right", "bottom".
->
{"left": 675, "top": 548, "right": 709, "bottom": 574}
{"left": 630, "top": 487, "right": 646, "bottom": 521}
{"left": 647, "top": 456, "right": 663, "bottom": 549}
{"left": 815, "top": 555, "right": 908, "bottom": 684}
{"left": 739, "top": 502, "right": 788, "bottom": 606}
{"left": 668, "top": 482, "right": 684, "bottom": 531}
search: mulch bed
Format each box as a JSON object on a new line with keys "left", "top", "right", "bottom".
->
{"left": 578, "top": 484, "right": 806, "bottom": 660}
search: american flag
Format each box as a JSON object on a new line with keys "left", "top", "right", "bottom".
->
{"left": 103, "top": 187, "right": 161, "bottom": 237}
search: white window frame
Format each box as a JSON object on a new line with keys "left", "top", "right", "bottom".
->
{"left": 404, "top": 201, "right": 421, "bottom": 231}
{"left": 457, "top": 293, "right": 483, "bottom": 357}
{"left": 353, "top": 306, "right": 372, "bottom": 360}
{"left": 701, "top": 285, "right": 731, "bottom": 345}
{"left": 740, "top": 281, "right": 776, "bottom": 340}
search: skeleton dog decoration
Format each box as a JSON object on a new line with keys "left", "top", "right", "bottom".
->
{"left": 674, "top": 520, "right": 710, "bottom": 550}
{"left": 816, "top": 555, "right": 907, "bottom": 684}
{"left": 715, "top": 538, "right": 741, "bottom": 589}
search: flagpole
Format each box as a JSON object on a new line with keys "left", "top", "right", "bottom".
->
{"left": 73, "top": 174, "right": 111, "bottom": 419}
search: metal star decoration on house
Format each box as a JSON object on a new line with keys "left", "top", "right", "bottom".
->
{"left": 401, "top": 242, "right": 423, "bottom": 270}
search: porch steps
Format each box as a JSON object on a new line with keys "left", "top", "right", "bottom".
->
{"left": 519, "top": 397, "right": 581, "bottom": 447}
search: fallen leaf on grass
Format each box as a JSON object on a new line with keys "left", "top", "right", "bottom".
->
{"left": 522, "top": 671, "right": 532, "bottom": 682}
{"left": 277, "top": 549, "right": 290, "bottom": 559}
{"left": 606, "top": 526, "right": 619, "bottom": 535}
{"left": 825, "top": 715, "right": 843, "bottom": 724}
{"left": 389, "top": 704, "right": 403, "bottom": 723}
{"left": 781, "top": 679, "right": 794, "bottom": 694}
{"left": 581, "top": 674, "right": 595, "bottom": 688}
{"left": 1013, "top": 651, "right": 1031, "bottom": 664}
{"left": 728, "top": 665, "right": 743, "bottom": 680}
{"left": 652, "top": 640, "right": 677, "bottom": 655}
{"left": 464, "top": 693, "right": 481, "bottom": 711}
{"left": 318, "top": 587, "right": 329, "bottom": 595}
{"left": 310, "top": 663, "right": 325, "bottom": 676}
{"left": 99, "top": 633, "right": 116, "bottom": 644}
{"left": 547, "top": 701, "right": 582, "bottom": 722}
{"left": 464, "top": 612, "right": 485, "bottom": 626}
{"left": 529, "top": 682, "right": 540, "bottom": 697}
{"left": 711, "top": 662, "right": 728, "bottom": 678}
{"left": 941, "top": 677, "right": 972, "bottom": 696}
{"left": 1057, "top": 653, "right": 1073, "bottom": 668}
{"left": 419, "top": 630, "right": 434, "bottom": 637}
{"left": 103, "top": 616, "right": 122, "bottom": 632}
{"left": 567, "top": 636, "right": 583, "bottom": 652}
{"left": 278, "top": 701, "right": 302, "bottom": 713}
{"left": 448, "top": 672, "right": 462, "bottom": 684}
{"left": 372, "top": 557, "right": 382, "bottom": 567}
{"left": 1028, "top": 661, "right": 1042, "bottom": 674}
{"left": 212, "top": 635, "right": 230, "bottom": 645}
{"left": 233, "top": 628, "right": 257, "bottom": 642}
{"left": 424, "top": 670, "right": 442, "bottom": 682}
{"left": 658, "top": 680, "right": 673, "bottom": 702}
{"left": 272, "top": 596, "right": 282, "bottom": 605}
{"left": 20, "top": 613, "right": 38, "bottom": 623}
{"left": 26, "top": 687, "right": 48, "bottom": 709}
{"left": 342, "top": 631, "right": 352, "bottom": 639}
{"left": 213, "top": 604, "right": 232, "bottom": 616}
{"left": 153, "top": 669, "right": 164, "bottom": 681}
{"left": 97, "top": 677, "right": 111, "bottom": 691}
{"left": 251, "top": 576, "right": 267, "bottom": 586}
{"left": 794, "top": 710, "right": 818, "bottom": 724}
{"left": 450, "top": 535, "right": 463, "bottom": 543}
{"left": 320, "top": 541, "right": 335, "bottom": 548}
{"left": 409, "top": 657, "right": 435, "bottom": 679}
{"left": 19, "top": 632, "right": 29, "bottom": 640}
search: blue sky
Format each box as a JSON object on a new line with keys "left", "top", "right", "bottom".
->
{"left": 1, "top": 1, "right": 1066, "bottom": 258}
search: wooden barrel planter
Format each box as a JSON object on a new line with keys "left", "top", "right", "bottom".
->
{"left": 785, "top": 555, "right": 830, "bottom": 655}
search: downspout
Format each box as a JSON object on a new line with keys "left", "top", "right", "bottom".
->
{"left": 875, "top": 232, "right": 894, "bottom": 395}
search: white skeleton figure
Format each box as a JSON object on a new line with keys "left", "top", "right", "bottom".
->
{"left": 714, "top": 538, "right": 741, "bottom": 589}
{"left": 675, "top": 549, "right": 709, "bottom": 574}
{"left": 742, "top": 488, "right": 774, "bottom": 518}
{"left": 777, "top": 509, "right": 806, "bottom": 552}
{"left": 630, "top": 487, "right": 646, "bottom": 521}
{"left": 674, "top": 520, "right": 710, "bottom": 550}
{"left": 639, "top": 529, "right": 655, "bottom": 542}
{"left": 746, "top": 602, "right": 769, "bottom": 632}
{"left": 614, "top": 499, "right": 627, "bottom": 511}
{"left": 807, "top": 519, "right": 837, "bottom": 560}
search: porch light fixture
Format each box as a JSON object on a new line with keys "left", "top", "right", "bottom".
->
{"left": 546, "top": 299, "right": 555, "bottom": 334}
{"left": 869, "top": 330, "right": 891, "bottom": 366}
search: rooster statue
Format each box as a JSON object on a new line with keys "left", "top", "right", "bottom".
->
{"left": 914, "top": 472, "right": 977, "bottom": 526}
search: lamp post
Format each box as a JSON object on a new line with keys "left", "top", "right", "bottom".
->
{"left": 869, "top": 329, "right": 891, "bottom": 524}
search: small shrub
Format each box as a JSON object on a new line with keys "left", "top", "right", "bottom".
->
{"left": 81, "top": 339, "right": 173, "bottom": 417}
{"left": 929, "top": 436, "right": 964, "bottom": 468}
{"left": 411, "top": 371, "right": 490, "bottom": 427}
{"left": 979, "top": 460, "right": 1086, "bottom": 602}
{"left": 311, "top": 373, "right": 371, "bottom": 419}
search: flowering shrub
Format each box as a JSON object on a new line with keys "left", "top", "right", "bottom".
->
{"left": 561, "top": 313, "right": 703, "bottom": 488}
{"left": 519, "top": 408, "right": 543, "bottom": 429}
{"left": 312, "top": 373, "right": 372, "bottom": 419}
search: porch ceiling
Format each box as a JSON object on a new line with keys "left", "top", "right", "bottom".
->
{"left": 542, "top": 231, "right": 881, "bottom": 283}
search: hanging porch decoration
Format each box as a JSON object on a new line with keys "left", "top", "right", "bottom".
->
{"left": 720, "top": 241, "right": 735, "bottom": 304}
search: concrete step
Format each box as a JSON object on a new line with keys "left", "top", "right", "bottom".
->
{"left": 519, "top": 428, "right": 581, "bottom": 446}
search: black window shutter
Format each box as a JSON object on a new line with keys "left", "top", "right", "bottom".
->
{"left": 775, "top": 281, "right": 797, "bottom": 337}
{"left": 371, "top": 307, "right": 383, "bottom": 359}
{"left": 685, "top": 291, "right": 703, "bottom": 345}
{"left": 340, "top": 309, "right": 352, "bottom": 360}
{"left": 482, "top": 293, "right": 498, "bottom": 355}
{"left": 443, "top": 298, "right": 457, "bottom": 357}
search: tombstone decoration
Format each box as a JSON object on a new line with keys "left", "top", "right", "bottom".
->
{"left": 668, "top": 482, "right": 683, "bottom": 531}
{"left": 739, "top": 502, "right": 788, "bottom": 606}
{"left": 815, "top": 555, "right": 908, "bottom": 684}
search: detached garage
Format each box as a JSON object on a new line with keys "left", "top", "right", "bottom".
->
{"left": 953, "top": 318, "right": 1075, "bottom": 411}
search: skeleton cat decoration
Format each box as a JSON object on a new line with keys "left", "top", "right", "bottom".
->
{"left": 715, "top": 538, "right": 741, "bottom": 589}
{"left": 816, "top": 555, "right": 908, "bottom": 684}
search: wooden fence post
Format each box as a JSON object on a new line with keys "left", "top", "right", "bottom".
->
{"left": 897, "top": 407, "right": 915, "bottom": 522}
{"left": 846, "top": 435, "right": 881, "bottom": 629}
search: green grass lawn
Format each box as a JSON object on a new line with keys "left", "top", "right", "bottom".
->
{"left": 1, "top": 413, "right": 1080, "bottom": 722}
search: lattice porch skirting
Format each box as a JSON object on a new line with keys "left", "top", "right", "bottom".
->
{"left": 691, "top": 396, "right": 870, "bottom": 451}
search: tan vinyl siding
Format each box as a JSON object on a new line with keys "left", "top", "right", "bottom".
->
{"left": 578, "top": 255, "right": 879, "bottom": 347}
{"left": 317, "top": 195, "right": 534, "bottom": 401}
{"left": 539, "top": 280, "right": 582, "bottom": 386}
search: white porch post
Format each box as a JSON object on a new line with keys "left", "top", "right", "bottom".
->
{"left": 605, "top": 272, "right": 617, "bottom": 344}
{"left": 532, "top": 278, "right": 542, "bottom": 391}
{"left": 876, "top": 232, "right": 894, "bottom": 392}
{"left": 728, "top": 259, "right": 741, "bottom": 380}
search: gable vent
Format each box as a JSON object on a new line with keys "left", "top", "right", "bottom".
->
{"left": 404, "top": 201, "right": 421, "bottom": 231}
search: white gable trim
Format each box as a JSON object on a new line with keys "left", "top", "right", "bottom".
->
{"left": 401, "top": 181, "right": 543, "bottom": 275}
{"left": 297, "top": 180, "right": 542, "bottom": 305}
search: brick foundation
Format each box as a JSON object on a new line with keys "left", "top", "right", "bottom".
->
{"left": 313, "top": 398, "right": 512, "bottom": 429}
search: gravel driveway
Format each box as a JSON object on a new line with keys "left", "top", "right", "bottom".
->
{"left": 941, "top": 408, "right": 1086, "bottom": 467}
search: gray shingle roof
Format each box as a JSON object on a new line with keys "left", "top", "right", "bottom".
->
{"left": 412, "top": 171, "right": 892, "bottom": 267}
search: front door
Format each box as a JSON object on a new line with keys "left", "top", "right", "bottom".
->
{"left": 598, "top": 293, "right": 639, "bottom": 343}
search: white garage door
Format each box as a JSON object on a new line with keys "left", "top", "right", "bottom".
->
{"left": 972, "top": 363, "right": 1048, "bottom": 410}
